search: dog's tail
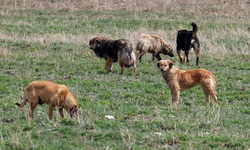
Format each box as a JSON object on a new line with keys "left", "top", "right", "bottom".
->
{"left": 123, "top": 49, "right": 136, "bottom": 68}
{"left": 119, "top": 43, "right": 136, "bottom": 68}
{"left": 191, "top": 22, "right": 198, "bottom": 33}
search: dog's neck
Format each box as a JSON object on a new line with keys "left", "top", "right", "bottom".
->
{"left": 162, "top": 66, "right": 181, "bottom": 83}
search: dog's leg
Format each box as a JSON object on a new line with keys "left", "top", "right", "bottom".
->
{"left": 133, "top": 60, "right": 137, "bottom": 76}
{"left": 207, "top": 88, "right": 218, "bottom": 105}
{"left": 59, "top": 107, "right": 65, "bottom": 118}
{"left": 194, "top": 47, "right": 200, "bottom": 65}
{"left": 49, "top": 105, "right": 56, "bottom": 120}
{"left": 210, "top": 93, "right": 218, "bottom": 105}
{"left": 105, "top": 58, "right": 113, "bottom": 73}
{"left": 136, "top": 51, "right": 146, "bottom": 62}
{"left": 152, "top": 53, "right": 155, "bottom": 61}
{"left": 138, "top": 55, "right": 143, "bottom": 62}
{"left": 171, "top": 89, "right": 180, "bottom": 104}
{"left": 155, "top": 53, "right": 162, "bottom": 61}
{"left": 202, "top": 85, "right": 218, "bottom": 105}
{"left": 118, "top": 60, "right": 124, "bottom": 75}
{"left": 203, "top": 91, "right": 210, "bottom": 105}
{"left": 29, "top": 102, "right": 38, "bottom": 119}
{"left": 177, "top": 49, "right": 183, "bottom": 64}
{"left": 184, "top": 50, "right": 189, "bottom": 63}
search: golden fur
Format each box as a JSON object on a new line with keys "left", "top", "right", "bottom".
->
{"left": 157, "top": 60, "right": 218, "bottom": 105}
{"left": 136, "top": 34, "right": 174, "bottom": 62}
{"left": 15, "top": 80, "right": 79, "bottom": 120}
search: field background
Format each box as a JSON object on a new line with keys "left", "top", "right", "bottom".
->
{"left": 1, "top": 0, "right": 250, "bottom": 149}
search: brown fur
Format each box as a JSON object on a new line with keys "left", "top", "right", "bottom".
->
{"left": 157, "top": 60, "right": 218, "bottom": 105}
{"left": 136, "top": 34, "right": 174, "bottom": 62}
{"left": 89, "top": 37, "right": 137, "bottom": 75}
{"left": 15, "top": 81, "right": 79, "bottom": 121}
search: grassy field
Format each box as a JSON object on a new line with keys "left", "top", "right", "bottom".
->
{"left": 1, "top": 1, "right": 250, "bottom": 149}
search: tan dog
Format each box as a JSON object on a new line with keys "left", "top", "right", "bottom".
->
{"left": 15, "top": 80, "right": 79, "bottom": 121}
{"left": 136, "top": 34, "right": 174, "bottom": 62}
{"left": 157, "top": 60, "right": 218, "bottom": 105}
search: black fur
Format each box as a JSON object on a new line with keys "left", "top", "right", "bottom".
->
{"left": 89, "top": 37, "right": 137, "bottom": 75}
{"left": 176, "top": 22, "right": 200, "bottom": 65}
{"left": 89, "top": 38, "right": 133, "bottom": 63}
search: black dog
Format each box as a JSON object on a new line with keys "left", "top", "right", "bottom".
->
{"left": 89, "top": 37, "right": 137, "bottom": 75}
{"left": 176, "top": 22, "right": 200, "bottom": 65}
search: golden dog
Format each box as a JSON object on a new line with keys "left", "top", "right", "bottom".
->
{"left": 157, "top": 60, "right": 218, "bottom": 105}
{"left": 15, "top": 80, "right": 79, "bottom": 121}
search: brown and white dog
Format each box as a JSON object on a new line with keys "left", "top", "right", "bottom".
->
{"left": 15, "top": 80, "right": 79, "bottom": 121}
{"left": 157, "top": 60, "right": 218, "bottom": 105}
{"left": 136, "top": 34, "right": 174, "bottom": 62}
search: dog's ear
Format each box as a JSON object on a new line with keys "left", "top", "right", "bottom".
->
{"left": 157, "top": 62, "right": 161, "bottom": 68}
{"left": 169, "top": 61, "right": 174, "bottom": 69}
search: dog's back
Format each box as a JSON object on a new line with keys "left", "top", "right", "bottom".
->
{"left": 136, "top": 34, "right": 164, "bottom": 52}
{"left": 176, "top": 30, "right": 193, "bottom": 51}
{"left": 25, "top": 81, "right": 64, "bottom": 104}
{"left": 136, "top": 34, "right": 173, "bottom": 61}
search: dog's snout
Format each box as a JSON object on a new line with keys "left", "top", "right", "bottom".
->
{"left": 168, "top": 52, "right": 174, "bottom": 57}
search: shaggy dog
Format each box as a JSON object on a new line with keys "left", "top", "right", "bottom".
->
{"left": 176, "top": 22, "right": 200, "bottom": 65}
{"left": 136, "top": 34, "right": 174, "bottom": 62}
{"left": 157, "top": 60, "right": 218, "bottom": 105}
{"left": 89, "top": 37, "right": 137, "bottom": 75}
{"left": 15, "top": 80, "right": 79, "bottom": 121}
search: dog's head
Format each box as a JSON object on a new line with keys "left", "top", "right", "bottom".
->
{"left": 162, "top": 44, "right": 174, "bottom": 57}
{"left": 157, "top": 60, "right": 174, "bottom": 72}
{"left": 89, "top": 37, "right": 102, "bottom": 50}
{"left": 69, "top": 105, "right": 79, "bottom": 119}
{"left": 63, "top": 90, "right": 80, "bottom": 119}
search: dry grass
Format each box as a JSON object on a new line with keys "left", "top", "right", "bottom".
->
{"left": 1, "top": 0, "right": 250, "bottom": 16}
{"left": 0, "top": 0, "right": 249, "bottom": 56}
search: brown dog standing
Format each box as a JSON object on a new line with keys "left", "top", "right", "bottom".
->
{"left": 157, "top": 60, "right": 218, "bottom": 105}
{"left": 136, "top": 34, "right": 174, "bottom": 62}
{"left": 15, "top": 80, "right": 79, "bottom": 121}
